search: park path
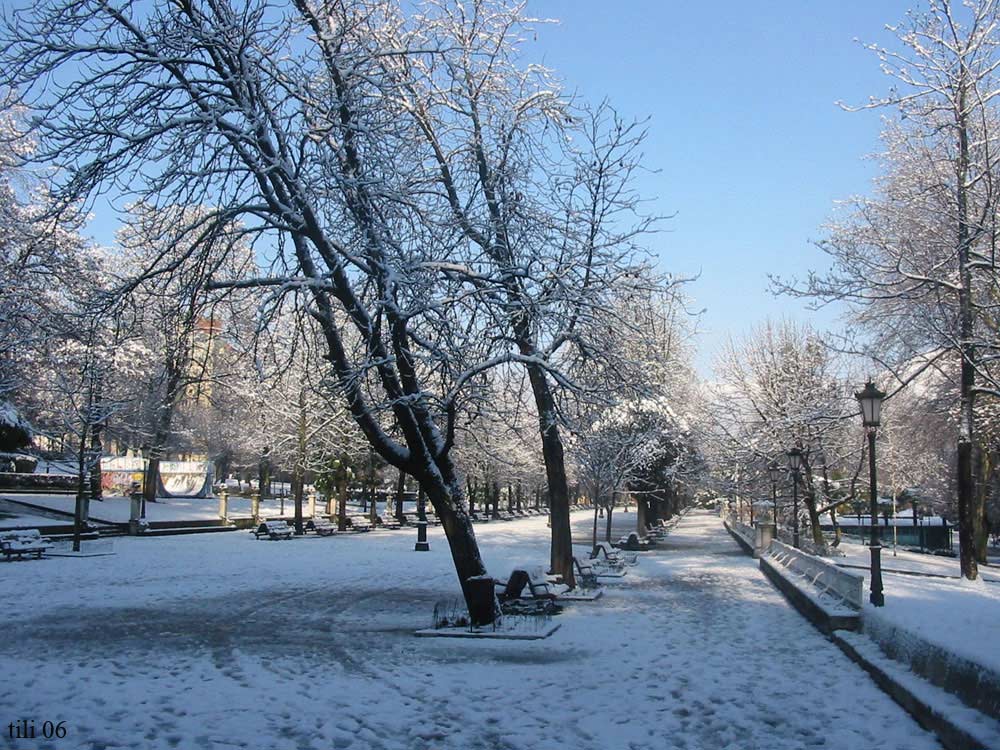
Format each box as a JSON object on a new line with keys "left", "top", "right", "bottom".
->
{"left": 542, "top": 508, "right": 944, "bottom": 750}
{"left": 0, "top": 509, "right": 942, "bottom": 750}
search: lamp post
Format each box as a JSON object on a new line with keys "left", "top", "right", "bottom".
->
{"left": 140, "top": 443, "right": 150, "bottom": 521}
{"left": 856, "top": 379, "right": 886, "bottom": 607}
{"left": 786, "top": 447, "right": 802, "bottom": 548}
{"left": 415, "top": 487, "right": 430, "bottom": 552}
{"left": 768, "top": 460, "right": 782, "bottom": 527}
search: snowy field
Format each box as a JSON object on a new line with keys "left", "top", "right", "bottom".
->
{"left": 836, "top": 538, "right": 1000, "bottom": 583}
{"left": 0, "top": 510, "right": 942, "bottom": 750}
{"left": 0, "top": 492, "right": 415, "bottom": 525}
{"left": 831, "top": 540, "right": 1000, "bottom": 674}
{"left": 862, "top": 569, "right": 1000, "bottom": 675}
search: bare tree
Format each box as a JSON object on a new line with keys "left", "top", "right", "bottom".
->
{"left": 1, "top": 0, "right": 569, "bottom": 622}
{"left": 777, "top": 1, "right": 1000, "bottom": 577}
{"left": 704, "top": 320, "right": 855, "bottom": 549}
{"left": 377, "top": 3, "right": 665, "bottom": 584}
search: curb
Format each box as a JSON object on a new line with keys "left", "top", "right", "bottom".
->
{"left": 831, "top": 630, "right": 999, "bottom": 750}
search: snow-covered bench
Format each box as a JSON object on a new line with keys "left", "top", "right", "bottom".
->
{"left": 494, "top": 570, "right": 558, "bottom": 611}
{"left": 572, "top": 557, "right": 600, "bottom": 589}
{"left": 377, "top": 513, "right": 402, "bottom": 530}
{"left": 766, "top": 541, "right": 863, "bottom": 608}
{"left": 616, "top": 531, "right": 655, "bottom": 552}
{"left": 305, "top": 517, "right": 337, "bottom": 536}
{"left": 252, "top": 520, "right": 294, "bottom": 540}
{"left": 345, "top": 515, "right": 372, "bottom": 532}
{"left": 645, "top": 522, "right": 669, "bottom": 540}
{"left": 591, "top": 541, "right": 637, "bottom": 567}
{"left": 0, "top": 529, "right": 53, "bottom": 560}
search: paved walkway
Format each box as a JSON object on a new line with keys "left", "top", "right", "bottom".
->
{"left": 561, "top": 509, "right": 942, "bottom": 749}
{"left": 0, "top": 508, "right": 940, "bottom": 750}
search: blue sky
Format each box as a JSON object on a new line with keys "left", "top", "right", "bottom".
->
{"left": 524, "top": 1, "right": 916, "bottom": 373}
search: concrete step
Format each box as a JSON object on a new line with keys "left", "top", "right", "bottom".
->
{"left": 139, "top": 523, "right": 238, "bottom": 537}
{"left": 833, "top": 630, "right": 1000, "bottom": 750}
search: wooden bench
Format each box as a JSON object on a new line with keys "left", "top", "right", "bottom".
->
{"left": 305, "top": 517, "right": 337, "bottom": 536}
{"left": 377, "top": 514, "right": 402, "bottom": 530}
{"left": 591, "top": 541, "right": 636, "bottom": 567}
{"left": 252, "top": 520, "right": 294, "bottom": 540}
{"left": 572, "top": 556, "right": 600, "bottom": 589}
{"left": 0, "top": 529, "right": 53, "bottom": 560}
{"left": 493, "top": 570, "right": 560, "bottom": 615}
{"left": 345, "top": 515, "right": 372, "bottom": 532}
{"left": 494, "top": 569, "right": 557, "bottom": 602}
{"left": 617, "top": 531, "right": 655, "bottom": 552}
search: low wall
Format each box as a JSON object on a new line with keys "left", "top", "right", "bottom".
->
{"left": 766, "top": 540, "right": 863, "bottom": 609}
{"left": 759, "top": 554, "right": 860, "bottom": 635}
{"left": 864, "top": 613, "right": 1000, "bottom": 720}
{"left": 723, "top": 519, "right": 755, "bottom": 555}
{"left": 0, "top": 472, "right": 77, "bottom": 493}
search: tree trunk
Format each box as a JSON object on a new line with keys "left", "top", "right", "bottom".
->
{"left": 293, "top": 389, "right": 306, "bottom": 534}
{"left": 337, "top": 475, "right": 348, "bottom": 532}
{"left": 592, "top": 502, "right": 599, "bottom": 553}
{"left": 73, "top": 423, "right": 91, "bottom": 553}
{"left": 958, "top": 437, "right": 979, "bottom": 578}
{"left": 955, "top": 75, "right": 979, "bottom": 581}
{"left": 419, "top": 460, "right": 495, "bottom": 626}
{"left": 525, "top": 362, "right": 575, "bottom": 587}
{"left": 973, "top": 445, "right": 989, "bottom": 564}
{"left": 88, "top": 373, "right": 104, "bottom": 502}
{"left": 395, "top": 469, "right": 406, "bottom": 522}
{"left": 800, "top": 458, "right": 825, "bottom": 547}
{"left": 144, "top": 356, "right": 184, "bottom": 510}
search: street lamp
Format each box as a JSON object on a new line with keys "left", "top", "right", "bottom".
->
{"left": 856, "top": 379, "right": 886, "bottom": 607}
{"left": 140, "top": 443, "right": 150, "bottom": 521}
{"left": 786, "top": 447, "right": 802, "bottom": 548}
{"left": 768, "top": 460, "right": 782, "bottom": 527}
{"left": 415, "top": 487, "right": 430, "bottom": 552}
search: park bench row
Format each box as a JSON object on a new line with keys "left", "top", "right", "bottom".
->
{"left": 250, "top": 501, "right": 591, "bottom": 540}
{"left": 491, "top": 547, "right": 639, "bottom": 613}
{"left": 0, "top": 529, "right": 53, "bottom": 560}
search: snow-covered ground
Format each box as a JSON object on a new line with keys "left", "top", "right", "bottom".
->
{"left": 0, "top": 510, "right": 942, "bottom": 750}
{"left": 830, "top": 539, "right": 1000, "bottom": 675}
{"left": 0, "top": 510, "right": 60, "bottom": 529}
{"left": 866, "top": 567, "right": 1000, "bottom": 675}
{"left": 837, "top": 537, "right": 1000, "bottom": 582}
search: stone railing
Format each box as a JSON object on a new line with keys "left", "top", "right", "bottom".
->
{"left": 732, "top": 518, "right": 755, "bottom": 544}
{"left": 764, "top": 540, "right": 863, "bottom": 610}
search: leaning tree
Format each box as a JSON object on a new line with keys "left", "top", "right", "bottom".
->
{"left": 0, "top": 0, "right": 526, "bottom": 622}
{"left": 376, "top": 4, "right": 666, "bottom": 584}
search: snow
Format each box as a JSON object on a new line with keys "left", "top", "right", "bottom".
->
{"left": 834, "top": 630, "right": 1000, "bottom": 749}
{"left": 0, "top": 510, "right": 946, "bottom": 750}
{"left": 861, "top": 571, "right": 1000, "bottom": 676}
{"left": 836, "top": 538, "right": 1000, "bottom": 583}
{"left": 0, "top": 511, "right": 59, "bottom": 528}
{"left": 0, "top": 492, "right": 375, "bottom": 524}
